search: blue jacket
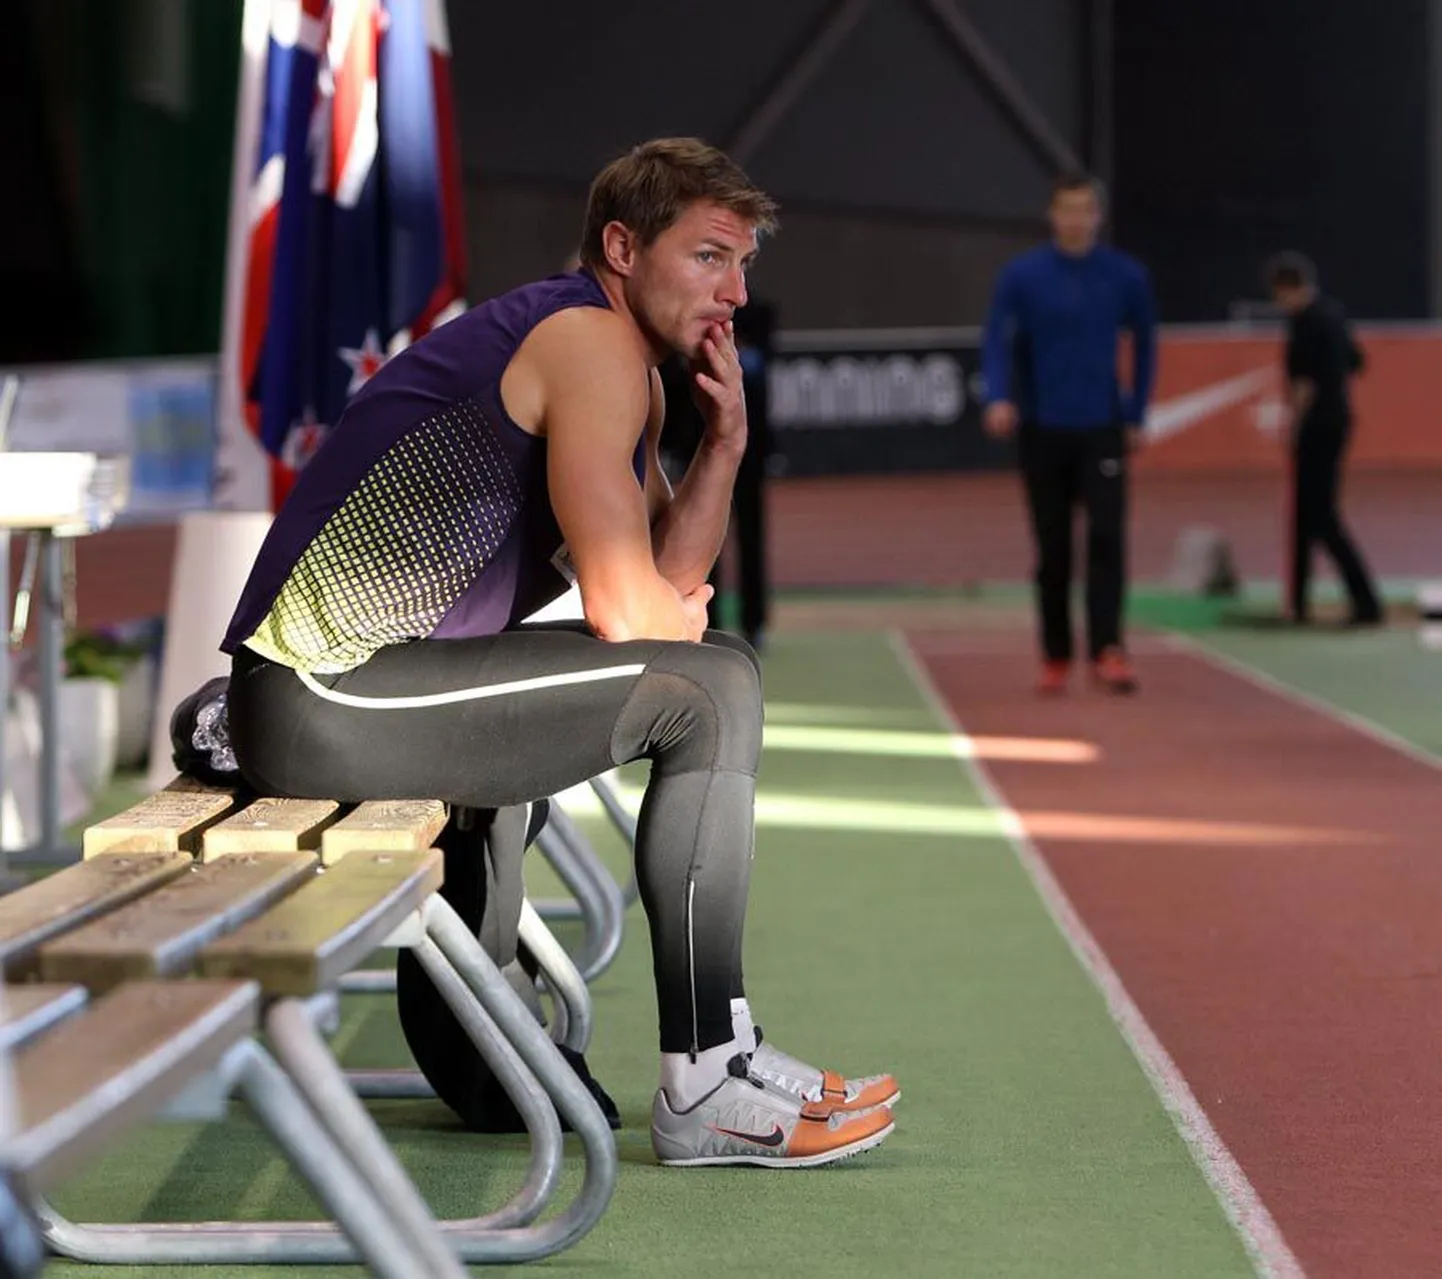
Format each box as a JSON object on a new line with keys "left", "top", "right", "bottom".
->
{"left": 981, "top": 244, "right": 1158, "bottom": 428}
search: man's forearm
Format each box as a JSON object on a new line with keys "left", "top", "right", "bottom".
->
{"left": 980, "top": 324, "right": 1010, "bottom": 406}
{"left": 650, "top": 436, "right": 745, "bottom": 593}
{"left": 1131, "top": 327, "right": 1158, "bottom": 423}
{"left": 1290, "top": 380, "right": 1315, "bottom": 420}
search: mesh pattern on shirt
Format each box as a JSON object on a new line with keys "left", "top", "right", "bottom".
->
{"left": 249, "top": 399, "right": 522, "bottom": 672}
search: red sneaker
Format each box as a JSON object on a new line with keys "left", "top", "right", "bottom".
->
{"left": 1036, "top": 660, "right": 1070, "bottom": 696}
{"left": 1092, "top": 647, "right": 1138, "bottom": 694}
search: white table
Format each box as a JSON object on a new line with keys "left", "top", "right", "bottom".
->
{"left": 1, "top": 451, "right": 131, "bottom": 873}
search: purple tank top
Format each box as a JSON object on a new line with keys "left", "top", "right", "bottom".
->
{"left": 221, "top": 269, "right": 642, "bottom": 671}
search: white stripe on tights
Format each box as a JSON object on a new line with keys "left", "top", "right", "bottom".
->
{"left": 295, "top": 663, "right": 647, "bottom": 710}
{"left": 686, "top": 875, "right": 699, "bottom": 1056}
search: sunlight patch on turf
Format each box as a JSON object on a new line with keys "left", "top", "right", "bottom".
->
{"left": 555, "top": 773, "right": 1366, "bottom": 848}
{"left": 762, "top": 701, "right": 914, "bottom": 727}
{"left": 762, "top": 723, "right": 1100, "bottom": 764}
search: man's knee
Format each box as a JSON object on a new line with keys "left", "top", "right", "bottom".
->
{"left": 700, "top": 628, "right": 761, "bottom": 678}
{"left": 621, "top": 642, "right": 763, "bottom": 775}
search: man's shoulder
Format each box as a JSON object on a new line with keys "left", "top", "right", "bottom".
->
{"left": 1295, "top": 297, "right": 1338, "bottom": 335}
{"left": 1316, "top": 294, "right": 1352, "bottom": 327}
{"left": 994, "top": 248, "right": 1051, "bottom": 297}
{"left": 524, "top": 305, "right": 649, "bottom": 411}
{"left": 1097, "top": 245, "right": 1149, "bottom": 282}
{"left": 528, "top": 298, "right": 635, "bottom": 354}
{"left": 483, "top": 269, "right": 610, "bottom": 325}
{"left": 1007, "top": 246, "right": 1053, "bottom": 275}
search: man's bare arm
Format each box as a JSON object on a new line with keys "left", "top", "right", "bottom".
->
{"left": 648, "top": 321, "right": 746, "bottom": 593}
{"left": 538, "top": 310, "right": 708, "bottom": 642}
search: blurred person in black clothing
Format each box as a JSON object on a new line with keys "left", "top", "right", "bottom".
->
{"left": 660, "top": 299, "right": 774, "bottom": 650}
{"left": 1265, "top": 252, "right": 1382, "bottom": 627}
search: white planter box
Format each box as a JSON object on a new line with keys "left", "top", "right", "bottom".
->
{"left": 58, "top": 677, "right": 120, "bottom": 800}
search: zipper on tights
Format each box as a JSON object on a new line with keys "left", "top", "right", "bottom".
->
{"left": 686, "top": 873, "right": 698, "bottom": 1062}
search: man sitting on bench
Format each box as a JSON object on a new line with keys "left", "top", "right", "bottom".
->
{"left": 214, "top": 137, "right": 898, "bottom": 1168}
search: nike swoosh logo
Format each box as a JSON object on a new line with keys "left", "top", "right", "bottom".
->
{"left": 1144, "top": 368, "right": 1274, "bottom": 443}
{"left": 711, "top": 1123, "right": 786, "bottom": 1147}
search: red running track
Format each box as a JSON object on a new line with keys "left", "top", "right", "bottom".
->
{"left": 909, "top": 631, "right": 1442, "bottom": 1277}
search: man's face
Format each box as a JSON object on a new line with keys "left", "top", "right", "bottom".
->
{"left": 1049, "top": 187, "right": 1102, "bottom": 255}
{"left": 1271, "top": 283, "right": 1310, "bottom": 315}
{"left": 625, "top": 200, "right": 758, "bottom": 359}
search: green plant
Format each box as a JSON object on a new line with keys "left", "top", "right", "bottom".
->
{"left": 63, "top": 631, "right": 146, "bottom": 684}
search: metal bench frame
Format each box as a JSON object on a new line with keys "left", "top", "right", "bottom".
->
{"left": 1, "top": 780, "right": 622, "bottom": 1268}
{"left": 34, "top": 897, "right": 617, "bottom": 1266}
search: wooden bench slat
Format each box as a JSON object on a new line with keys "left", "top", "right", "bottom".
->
{"left": 37, "top": 853, "right": 320, "bottom": 993}
{"left": 0, "top": 984, "right": 88, "bottom": 1053}
{"left": 198, "top": 850, "right": 443, "bottom": 995}
{"left": 320, "top": 800, "right": 448, "bottom": 865}
{"left": 11, "top": 979, "right": 259, "bottom": 1189}
{"left": 83, "top": 778, "right": 238, "bottom": 858}
{"left": 201, "top": 797, "right": 343, "bottom": 860}
{"left": 0, "top": 854, "right": 193, "bottom": 972}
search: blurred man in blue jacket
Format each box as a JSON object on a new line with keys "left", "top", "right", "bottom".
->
{"left": 982, "top": 172, "right": 1157, "bottom": 695}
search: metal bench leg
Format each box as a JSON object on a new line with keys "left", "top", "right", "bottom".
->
{"left": 33, "top": 1040, "right": 437, "bottom": 1274}
{"left": 518, "top": 897, "right": 591, "bottom": 1052}
{"left": 343, "top": 1065, "right": 435, "bottom": 1098}
{"left": 589, "top": 772, "right": 640, "bottom": 907}
{"left": 264, "top": 999, "right": 469, "bottom": 1278}
{"left": 531, "top": 807, "right": 606, "bottom": 925}
{"left": 424, "top": 894, "right": 618, "bottom": 1263}
{"left": 532, "top": 802, "right": 627, "bottom": 981}
{"left": 318, "top": 907, "right": 577, "bottom": 1235}
{"left": 337, "top": 966, "right": 396, "bottom": 994}
{"left": 337, "top": 921, "right": 602, "bottom": 1249}
{"left": 343, "top": 907, "right": 589, "bottom": 1096}
{"left": 408, "top": 935, "right": 563, "bottom": 1229}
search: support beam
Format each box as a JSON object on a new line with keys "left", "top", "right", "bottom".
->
{"left": 726, "top": 0, "right": 874, "bottom": 166}
{"left": 921, "top": 0, "right": 1082, "bottom": 177}
{"left": 1430, "top": 0, "right": 1442, "bottom": 316}
{"left": 1087, "top": 0, "right": 1114, "bottom": 192}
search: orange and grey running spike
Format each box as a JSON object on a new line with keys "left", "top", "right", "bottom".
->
{"left": 652, "top": 1055, "right": 896, "bottom": 1168}
{"left": 749, "top": 1027, "right": 900, "bottom": 1112}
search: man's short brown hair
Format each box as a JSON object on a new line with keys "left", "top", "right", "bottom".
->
{"left": 1051, "top": 170, "right": 1107, "bottom": 207}
{"left": 579, "top": 137, "right": 779, "bottom": 268}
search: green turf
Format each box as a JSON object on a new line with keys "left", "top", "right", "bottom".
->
{"left": 39, "top": 629, "right": 1255, "bottom": 1278}
{"left": 1122, "top": 577, "right": 1419, "bottom": 636}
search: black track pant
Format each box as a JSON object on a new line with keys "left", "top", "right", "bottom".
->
{"left": 1018, "top": 423, "right": 1128, "bottom": 662}
{"left": 227, "top": 624, "right": 762, "bottom": 1055}
{"left": 1290, "top": 421, "right": 1381, "bottom": 622}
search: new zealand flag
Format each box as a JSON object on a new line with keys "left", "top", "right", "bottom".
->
{"left": 236, "top": 0, "right": 467, "bottom": 509}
